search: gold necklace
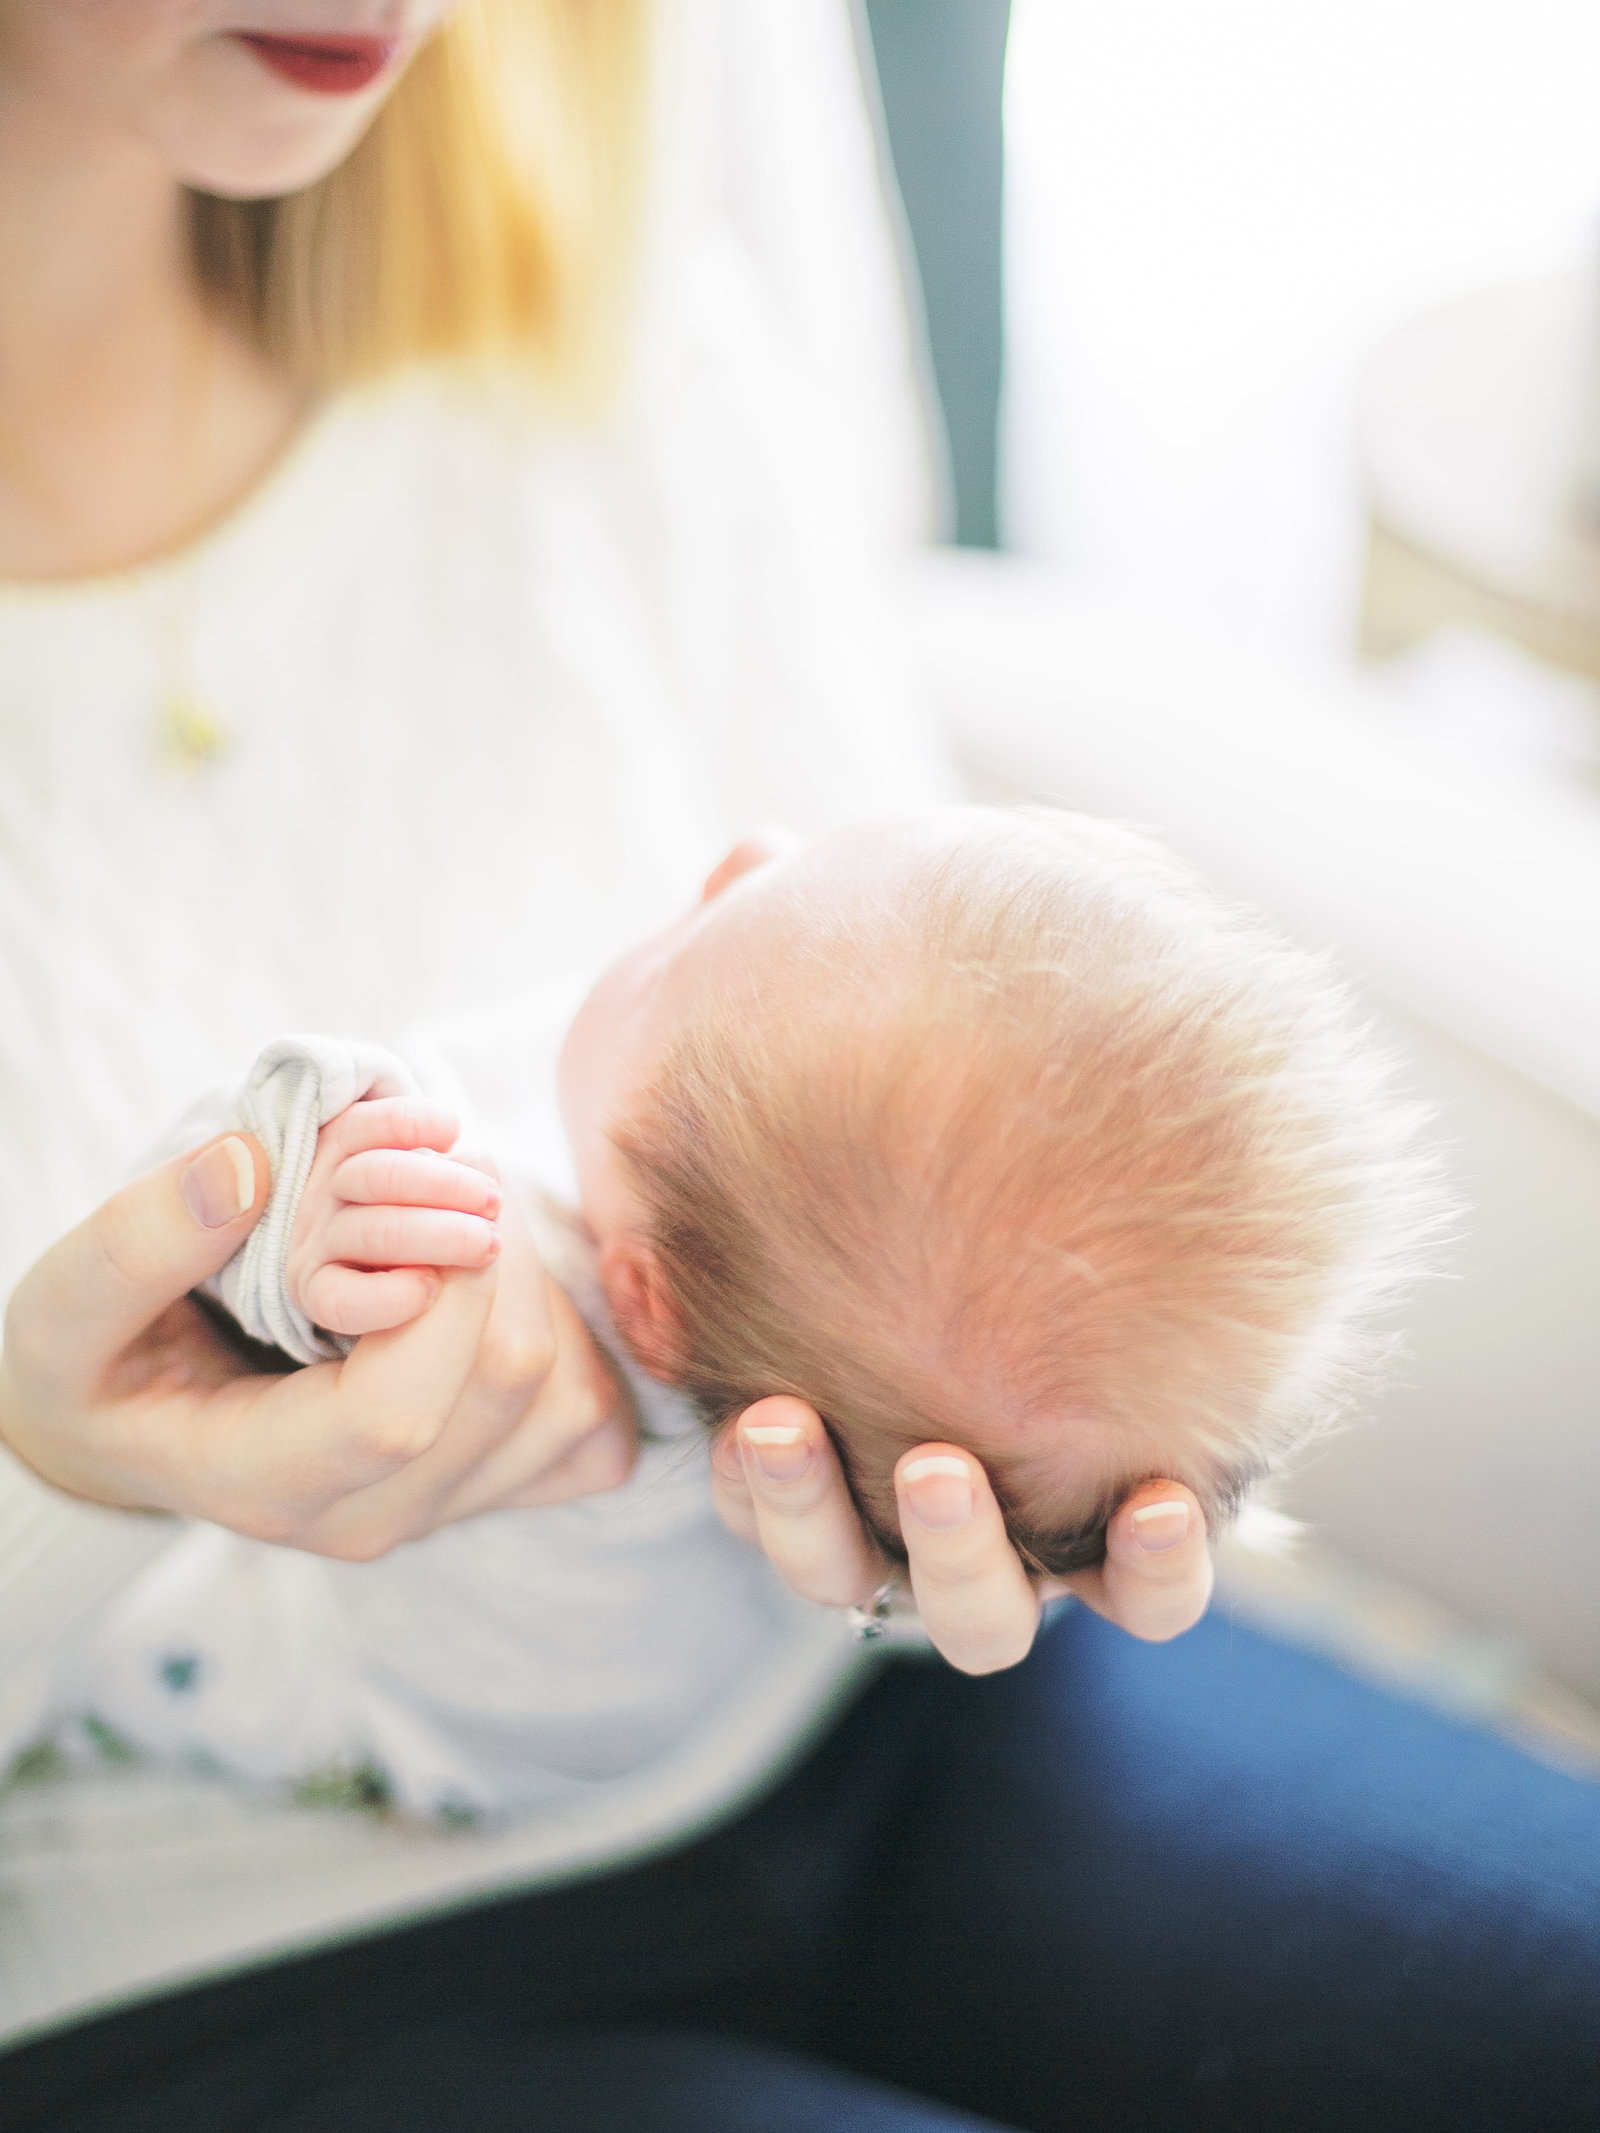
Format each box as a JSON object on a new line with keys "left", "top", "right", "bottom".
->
{"left": 143, "top": 558, "right": 227, "bottom": 773}
{"left": 0, "top": 321, "right": 228, "bottom": 772}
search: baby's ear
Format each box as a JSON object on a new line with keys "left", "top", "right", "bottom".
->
{"left": 599, "top": 1239, "right": 683, "bottom": 1380}
{"left": 700, "top": 828, "right": 800, "bottom": 904}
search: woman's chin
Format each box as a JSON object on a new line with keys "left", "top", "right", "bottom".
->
{"left": 169, "top": 109, "right": 382, "bottom": 201}
{"left": 157, "top": 39, "right": 395, "bottom": 201}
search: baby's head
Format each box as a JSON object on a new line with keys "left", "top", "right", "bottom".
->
{"left": 560, "top": 808, "right": 1437, "bottom": 1569}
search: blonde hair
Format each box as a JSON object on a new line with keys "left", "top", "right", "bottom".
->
{"left": 619, "top": 810, "right": 1445, "bottom": 1573}
{"left": 191, "top": 0, "right": 651, "bottom": 399}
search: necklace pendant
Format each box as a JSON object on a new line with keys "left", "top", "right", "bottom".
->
{"left": 158, "top": 693, "right": 226, "bottom": 771}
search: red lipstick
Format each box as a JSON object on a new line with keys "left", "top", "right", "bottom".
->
{"left": 235, "top": 31, "right": 399, "bottom": 95}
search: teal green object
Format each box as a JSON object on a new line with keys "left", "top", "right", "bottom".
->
{"left": 860, "top": 0, "right": 1011, "bottom": 549}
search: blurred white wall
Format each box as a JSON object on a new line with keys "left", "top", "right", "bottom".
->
{"left": 1002, "top": 0, "right": 1600, "bottom": 662}
{"left": 1297, "top": 1000, "right": 1600, "bottom": 1701}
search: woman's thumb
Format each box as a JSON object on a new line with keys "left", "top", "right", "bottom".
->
{"left": 179, "top": 1136, "right": 266, "bottom": 1235}
{"left": 5, "top": 1136, "right": 270, "bottom": 1387}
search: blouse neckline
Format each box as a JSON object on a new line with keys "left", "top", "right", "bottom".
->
{"left": 0, "top": 394, "right": 342, "bottom": 609}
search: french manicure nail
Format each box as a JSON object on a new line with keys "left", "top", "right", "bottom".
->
{"left": 1130, "top": 1501, "right": 1190, "bottom": 1552}
{"left": 181, "top": 1137, "right": 255, "bottom": 1228}
{"left": 742, "top": 1422, "right": 812, "bottom": 1483}
{"left": 901, "top": 1454, "right": 974, "bottom": 1529}
{"left": 712, "top": 1428, "right": 742, "bottom": 1477}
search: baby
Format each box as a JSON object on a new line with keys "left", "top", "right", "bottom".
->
{"left": 241, "top": 805, "right": 1436, "bottom": 1573}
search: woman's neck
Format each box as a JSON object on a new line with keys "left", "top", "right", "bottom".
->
{"left": 0, "top": 105, "right": 304, "bottom": 583}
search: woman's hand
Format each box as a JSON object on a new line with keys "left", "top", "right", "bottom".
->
{"left": 0, "top": 1135, "right": 635, "bottom": 1559}
{"left": 710, "top": 1398, "right": 1211, "bottom": 1674}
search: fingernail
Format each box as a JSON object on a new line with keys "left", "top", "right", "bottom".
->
{"left": 742, "top": 1422, "right": 812, "bottom": 1483}
{"left": 1130, "top": 1501, "right": 1190, "bottom": 1552}
{"left": 181, "top": 1137, "right": 255, "bottom": 1228}
{"left": 901, "top": 1454, "right": 973, "bottom": 1529}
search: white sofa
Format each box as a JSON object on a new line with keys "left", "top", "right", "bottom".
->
{"left": 909, "top": 549, "right": 1600, "bottom": 1699}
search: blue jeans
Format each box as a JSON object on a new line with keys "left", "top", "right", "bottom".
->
{"left": 7, "top": 1607, "right": 1600, "bottom": 2132}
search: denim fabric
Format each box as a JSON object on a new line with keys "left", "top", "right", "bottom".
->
{"left": 7, "top": 1607, "right": 1600, "bottom": 2133}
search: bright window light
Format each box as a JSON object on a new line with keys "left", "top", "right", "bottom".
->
{"left": 1003, "top": 1, "right": 1600, "bottom": 663}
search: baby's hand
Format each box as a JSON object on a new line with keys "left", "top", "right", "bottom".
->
{"left": 284, "top": 1097, "right": 502, "bottom": 1339}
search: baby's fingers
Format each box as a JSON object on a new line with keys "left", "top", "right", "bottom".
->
{"left": 895, "top": 1446, "right": 1040, "bottom": 1675}
{"left": 302, "top": 1264, "right": 441, "bottom": 1336}
{"left": 331, "top": 1148, "right": 501, "bottom": 1218}
{"left": 320, "top": 1098, "right": 461, "bottom": 1162}
{"left": 320, "top": 1204, "right": 499, "bottom": 1272}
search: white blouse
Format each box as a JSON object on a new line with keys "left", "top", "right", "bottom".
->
{"left": 0, "top": 0, "right": 948, "bottom": 2046}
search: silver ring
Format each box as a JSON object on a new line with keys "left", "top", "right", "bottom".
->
{"left": 847, "top": 1576, "right": 902, "bottom": 1641}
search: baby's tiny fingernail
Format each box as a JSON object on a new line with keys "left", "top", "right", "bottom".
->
{"left": 901, "top": 1454, "right": 973, "bottom": 1530}
{"left": 182, "top": 1137, "right": 256, "bottom": 1228}
{"left": 742, "top": 1422, "right": 811, "bottom": 1483}
{"left": 1129, "top": 1501, "right": 1190, "bottom": 1552}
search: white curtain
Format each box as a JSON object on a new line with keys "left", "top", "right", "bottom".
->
{"left": 651, "top": 0, "right": 940, "bottom": 550}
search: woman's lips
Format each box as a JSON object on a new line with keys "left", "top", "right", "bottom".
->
{"left": 234, "top": 31, "right": 400, "bottom": 95}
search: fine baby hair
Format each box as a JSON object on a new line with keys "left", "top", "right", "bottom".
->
{"left": 615, "top": 807, "right": 1443, "bottom": 1572}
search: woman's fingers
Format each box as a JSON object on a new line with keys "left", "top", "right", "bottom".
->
{"left": 712, "top": 1397, "right": 887, "bottom": 1607}
{"left": 101, "top": 1256, "right": 502, "bottom": 1541}
{"left": 467, "top": 1273, "right": 627, "bottom": 1475}
{"left": 497, "top": 1404, "right": 637, "bottom": 1508}
{"left": 400, "top": 1271, "right": 632, "bottom": 1527}
{"left": 1055, "top": 1481, "right": 1212, "bottom": 1643}
{"left": 320, "top": 1198, "right": 632, "bottom": 1544}
{"left": 1, "top": 1136, "right": 268, "bottom": 1402}
{"left": 707, "top": 1422, "right": 761, "bottom": 1544}
{"left": 290, "top": 1260, "right": 505, "bottom": 1522}
{"left": 895, "top": 1445, "right": 1041, "bottom": 1675}
{"left": 317, "top": 1203, "right": 499, "bottom": 1271}
{"left": 329, "top": 1147, "right": 500, "bottom": 1216}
